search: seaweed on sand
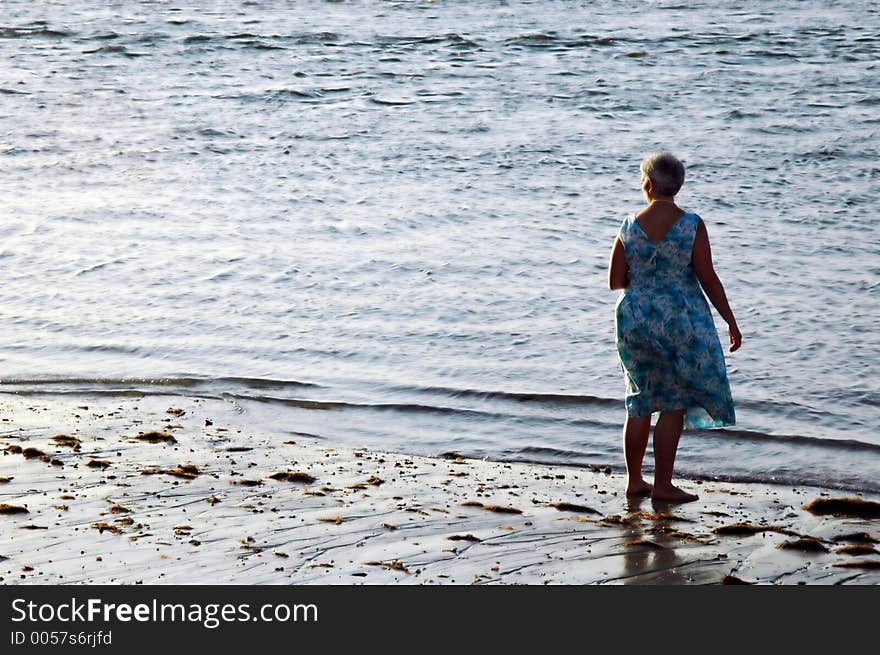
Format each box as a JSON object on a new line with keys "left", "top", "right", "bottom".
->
{"left": 269, "top": 471, "right": 315, "bottom": 483}
{"left": 777, "top": 537, "right": 828, "bottom": 553}
{"left": 0, "top": 504, "right": 28, "bottom": 515}
{"left": 713, "top": 523, "right": 796, "bottom": 536}
{"left": 141, "top": 464, "right": 199, "bottom": 479}
{"left": 548, "top": 502, "right": 600, "bottom": 515}
{"left": 134, "top": 431, "right": 177, "bottom": 444}
{"left": 803, "top": 497, "right": 880, "bottom": 519}
{"left": 448, "top": 534, "right": 481, "bottom": 542}
{"left": 459, "top": 501, "right": 522, "bottom": 514}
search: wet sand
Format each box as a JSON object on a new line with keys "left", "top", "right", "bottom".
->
{"left": 1, "top": 394, "right": 877, "bottom": 585}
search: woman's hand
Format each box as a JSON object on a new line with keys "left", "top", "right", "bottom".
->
{"left": 728, "top": 323, "right": 742, "bottom": 352}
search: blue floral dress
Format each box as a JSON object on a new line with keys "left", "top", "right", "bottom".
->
{"left": 615, "top": 212, "right": 735, "bottom": 429}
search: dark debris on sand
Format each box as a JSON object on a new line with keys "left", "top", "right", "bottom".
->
{"left": 835, "top": 544, "right": 878, "bottom": 556}
{"left": 268, "top": 471, "right": 315, "bottom": 483}
{"left": 448, "top": 534, "right": 481, "bottom": 542}
{"left": 803, "top": 497, "right": 880, "bottom": 519}
{"left": 713, "top": 522, "right": 796, "bottom": 537}
{"left": 51, "top": 434, "right": 82, "bottom": 450}
{"left": 459, "top": 501, "right": 522, "bottom": 514}
{"left": 548, "top": 502, "right": 600, "bottom": 515}
{"left": 777, "top": 537, "right": 828, "bottom": 553}
{"left": 141, "top": 464, "right": 199, "bottom": 479}
{"left": 831, "top": 532, "right": 878, "bottom": 544}
{"left": 134, "top": 431, "right": 177, "bottom": 444}
{"left": 0, "top": 504, "right": 29, "bottom": 515}
{"left": 231, "top": 479, "right": 262, "bottom": 486}
{"left": 5, "top": 446, "right": 63, "bottom": 467}
{"left": 364, "top": 560, "right": 409, "bottom": 573}
{"left": 91, "top": 522, "right": 123, "bottom": 535}
{"left": 833, "top": 560, "right": 880, "bottom": 570}
{"left": 720, "top": 575, "right": 753, "bottom": 585}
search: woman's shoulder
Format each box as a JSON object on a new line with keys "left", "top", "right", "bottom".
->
{"left": 617, "top": 213, "right": 637, "bottom": 238}
{"left": 683, "top": 210, "right": 702, "bottom": 225}
{"left": 619, "top": 212, "right": 638, "bottom": 226}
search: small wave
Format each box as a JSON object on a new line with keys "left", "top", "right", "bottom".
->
{"left": 516, "top": 445, "right": 607, "bottom": 460}
{"left": 82, "top": 45, "right": 148, "bottom": 57}
{"left": 213, "top": 88, "right": 328, "bottom": 103}
{"left": 0, "top": 375, "right": 321, "bottom": 392}
{"left": 375, "top": 33, "right": 478, "bottom": 48}
{"left": 243, "top": 41, "right": 286, "bottom": 50}
{"left": 287, "top": 31, "right": 340, "bottom": 44}
{"left": 79, "top": 344, "right": 144, "bottom": 355}
{"left": 196, "top": 127, "right": 238, "bottom": 138}
{"left": 219, "top": 377, "right": 321, "bottom": 390}
{"left": 707, "top": 427, "right": 880, "bottom": 453}
{"left": 505, "top": 32, "right": 558, "bottom": 47}
{"left": 271, "top": 88, "right": 325, "bottom": 99}
{"left": 6, "top": 389, "right": 154, "bottom": 399}
{"left": 795, "top": 27, "right": 847, "bottom": 38}
{"left": 754, "top": 123, "right": 814, "bottom": 135}
{"left": 223, "top": 392, "right": 615, "bottom": 429}
{"left": 131, "top": 33, "right": 171, "bottom": 45}
{"left": 223, "top": 34, "right": 287, "bottom": 50}
{"left": 182, "top": 31, "right": 339, "bottom": 47}
{"left": 574, "top": 34, "right": 617, "bottom": 47}
{"left": 225, "top": 32, "right": 261, "bottom": 40}
{"left": 84, "top": 32, "right": 120, "bottom": 41}
{"left": 75, "top": 259, "right": 125, "bottom": 276}
{"left": 747, "top": 49, "right": 799, "bottom": 58}
{"left": 382, "top": 383, "right": 621, "bottom": 408}
{"left": 225, "top": 393, "right": 520, "bottom": 419}
{"left": 369, "top": 96, "right": 416, "bottom": 106}
{"left": 0, "top": 25, "right": 74, "bottom": 39}
{"left": 795, "top": 387, "right": 880, "bottom": 408}
{"left": 794, "top": 146, "right": 848, "bottom": 161}
{"left": 726, "top": 109, "right": 759, "bottom": 119}
{"left": 580, "top": 88, "right": 611, "bottom": 96}
{"left": 506, "top": 33, "right": 618, "bottom": 49}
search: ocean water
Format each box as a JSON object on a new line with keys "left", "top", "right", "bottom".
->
{"left": 0, "top": 0, "right": 877, "bottom": 492}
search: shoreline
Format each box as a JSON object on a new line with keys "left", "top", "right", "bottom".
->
{"left": 1, "top": 393, "right": 878, "bottom": 585}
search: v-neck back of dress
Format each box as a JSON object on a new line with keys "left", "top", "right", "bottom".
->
{"left": 634, "top": 210, "right": 688, "bottom": 246}
{"left": 620, "top": 212, "right": 698, "bottom": 289}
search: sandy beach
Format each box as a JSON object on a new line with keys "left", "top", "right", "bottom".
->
{"left": 1, "top": 393, "right": 877, "bottom": 585}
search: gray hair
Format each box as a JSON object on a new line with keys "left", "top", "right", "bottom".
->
{"left": 640, "top": 151, "right": 685, "bottom": 196}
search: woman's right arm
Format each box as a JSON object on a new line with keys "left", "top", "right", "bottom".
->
{"left": 608, "top": 236, "right": 628, "bottom": 290}
{"left": 692, "top": 218, "right": 742, "bottom": 352}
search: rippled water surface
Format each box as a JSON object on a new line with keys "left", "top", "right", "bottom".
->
{"left": 1, "top": 1, "right": 878, "bottom": 492}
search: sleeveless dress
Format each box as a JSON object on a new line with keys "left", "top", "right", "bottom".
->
{"left": 615, "top": 212, "right": 735, "bottom": 429}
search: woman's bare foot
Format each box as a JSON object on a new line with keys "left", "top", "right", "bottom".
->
{"left": 625, "top": 479, "right": 653, "bottom": 496}
{"left": 651, "top": 484, "right": 698, "bottom": 503}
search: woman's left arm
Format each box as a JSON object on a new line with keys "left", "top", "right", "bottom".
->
{"left": 608, "top": 236, "right": 628, "bottom": 290}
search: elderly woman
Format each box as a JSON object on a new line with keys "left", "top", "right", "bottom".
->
{"left": 608, "top": 152, "right": 741, "bottom": 503}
